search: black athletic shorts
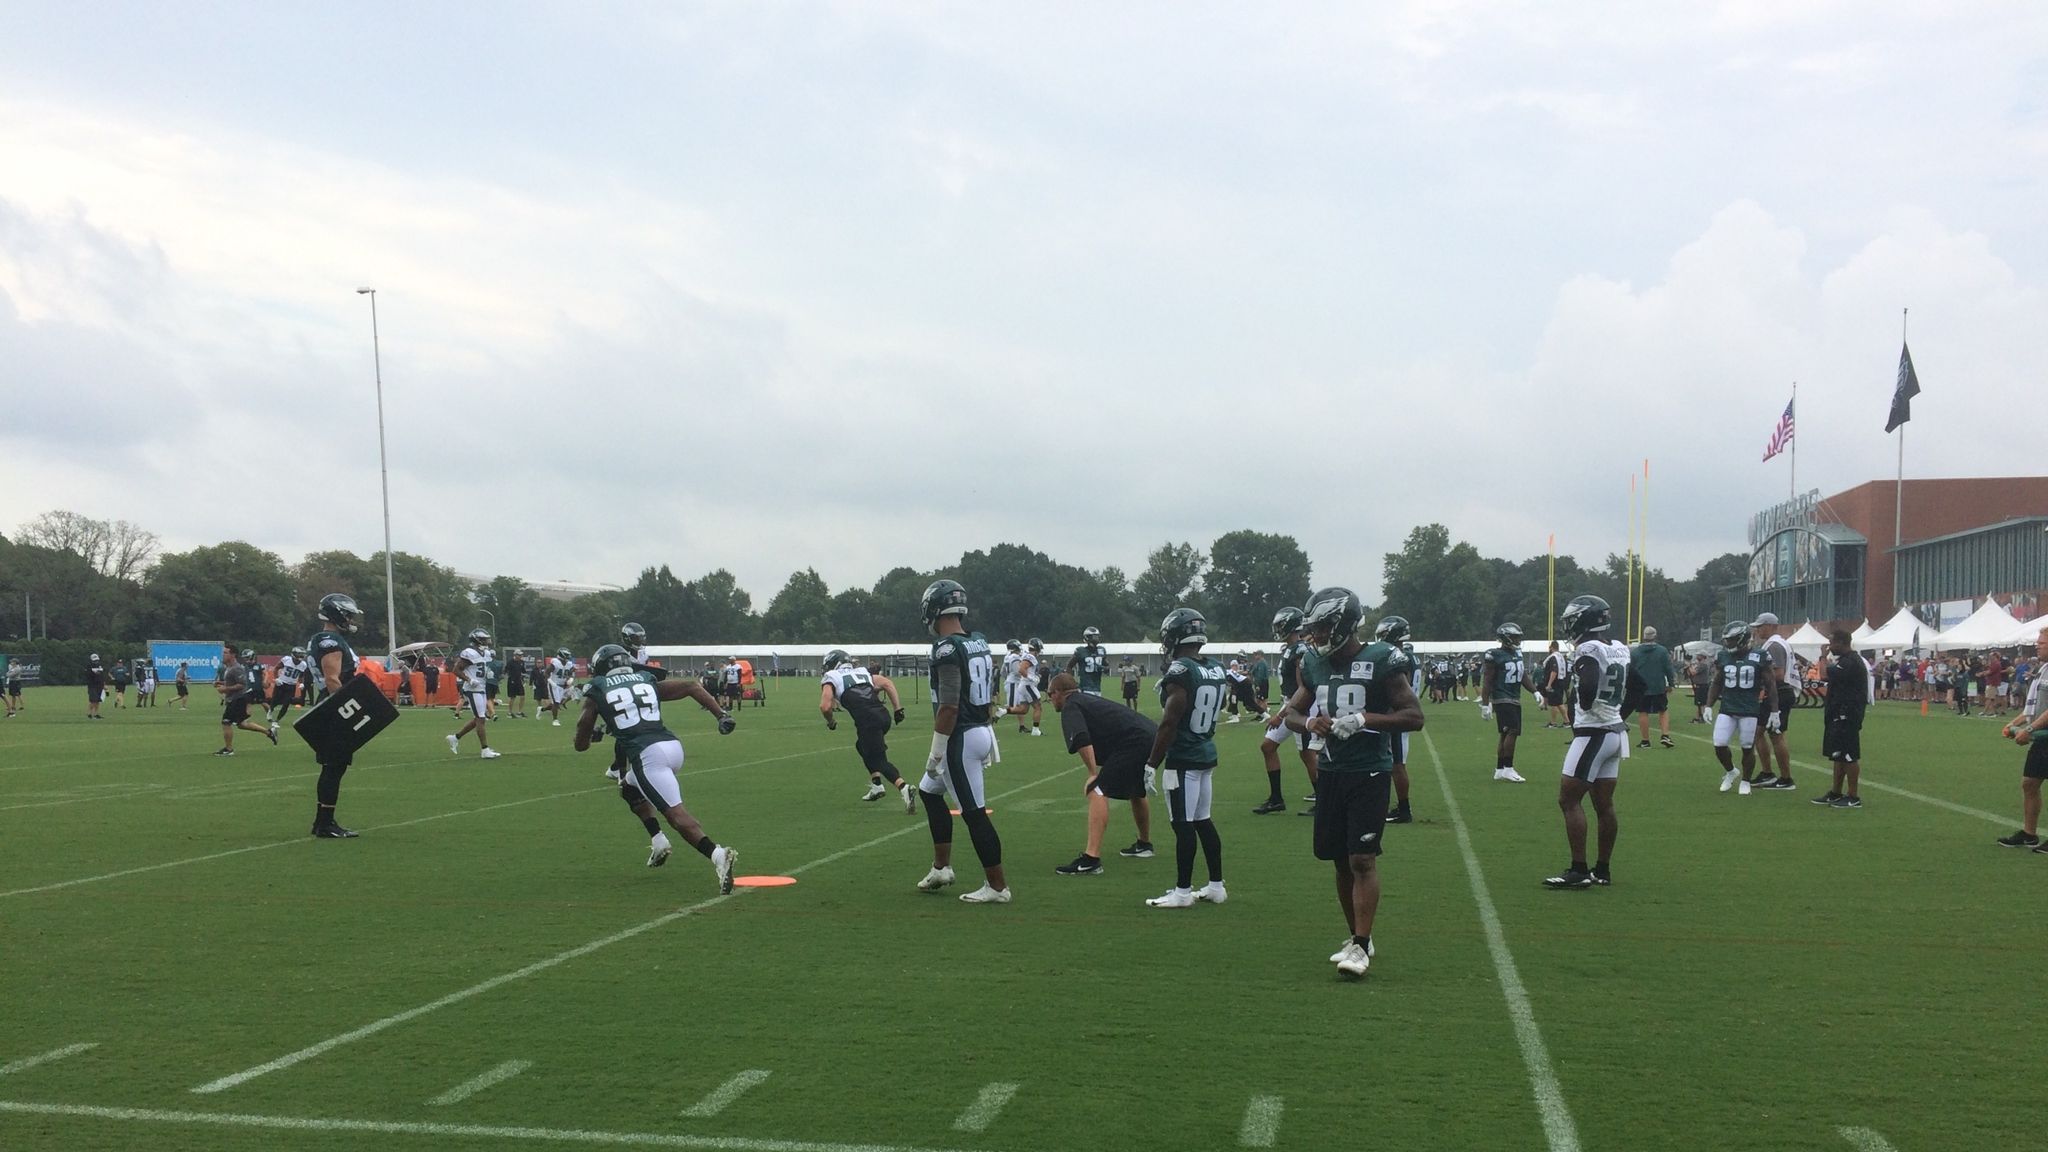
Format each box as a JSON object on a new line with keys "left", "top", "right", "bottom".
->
{"left": 1089, "top": 754, "right": 1146, "bottom": 801}
{"left": 508, "top": 681, "right": 525, "bottom": 698}
{"left": 5, "top": 680, "right": 20, "bottom": 697}
{"left": 1122, "top": 682, "right": 1139, "bottom": 701}
{"left": 1542, "top": 686, "right": 1564, "bottom": 707}
{"left": 271, "top": 685, "right": 296, "bottom": 708}
{"left": 222, "top": 696, "right": 251, "bottom": 724}
{"left": 2024, "top": 738, "right": 2048, "bottom": 782}
{"left": 853, "top": 717, "right": 895, "bottom": 775}
{"left": 486, "top": 680, "right": 501, "bottom": 699}
{"left": 175, "top": 682, "right": 189, "bottom": 697}
{"left": 1493, "top": 701, "right": 1522, "bottom": 735}
{"left": 87, "top": 686, "right": 104, "bottom": 703}
{"left": 1255, "top": 679, "right": 1271, "bottom": 702}
{"left": 1822, "top": 713, "right": 1862, "bottom": 763}
{"left": 1775, "top": 687, "right": 1797, "bottom": 731}
{"left": 1314, "top": 771, "right": 1390, "bottom": 860}
{"left": 1638, "top": 692, "right": 1668, "bottom": 715}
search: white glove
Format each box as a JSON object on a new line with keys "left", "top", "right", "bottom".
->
{"left": 1143, "top": 765, "right": 1158, "bottom": 795}
{"left": 1480, "top": 703, "right": 1493, "bottom": 720}
{"left": 925, "top": 731, "right": 948, "bottom": 779}
{"left": 1765, "top": 713, "right": 1783, "bottom": 733}
{"left": 1330, "top": 712, "right": 1368, "bottom": 740}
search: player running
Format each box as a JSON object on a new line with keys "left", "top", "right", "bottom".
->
{"left": 1544, "top": 596, "right": 1637, "bottom": 890}
{"left": 1479, "top": 623, "right": 1530, "bottom": 782}
{"left": 820, "top": 649, "right": 916, "bottom": 811}
{"left": 576, "top": 643, "right": 738, "bottom": 890}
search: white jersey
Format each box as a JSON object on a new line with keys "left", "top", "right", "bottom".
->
{"left": 1761, "top": 635, "right": 1792, "bottom": 689}
{"left": 1002, "top": 652, "right": 1024, "bottom": 682}
{"left": 1570, "top": 639, "right": 1630, "bottom": 730}
{"left": 2023, "top": 669, "right": 2047, "bottom": 719}
{"left": 630, "top": 646, "right": 650, "bottom": 666}
{"left": 723, "top": 662, "right": 742, "bottom": 686}
{"left": 274, "top": 657, "right": 304, "bottom": 687}
{"left": 458, "top": 647, "right": 489, "bottom": 694}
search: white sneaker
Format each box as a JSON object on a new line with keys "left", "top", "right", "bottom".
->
{"left": 861, "top": 783, "right": 886, "bottom": 802}
{"left": 604, "top": 766, "right": 622, "bottom": 782}
{"left": 446, "top": 734, "right": 460, "bottom": 755}
{"left": 1224, "top": 715, "right": 1241, "bottom": 724}
{"left": 480, "top": 748, "right": 502, "bottom": 759}
{"left": 1196, "top": 881, "right": 1228, "bottom": 904}
{"left": 647, "top": 836, "right": 672, "bottom": 868}
{"left": 1738, "top": 779, "right": 1752, "bottom": 796}
{"left": 959, "top": 884, "right": 1011, "bottom": 904}
{"left": 1494, "top": 767, "right": 1526, "bottom": 783}
{"left": 917, "top": 866, "right": 956, "bottom": 892}
{"left": 711, "top": 845, "right": 736, "bottom": 894}
{"left": 1719, "top": 767, "right": 1739, "bottom": 793}
{"left": 551, "top": 719, "right": 561, "bottom": 727}
{"left": 901, "top": 782, "right": 918, "bottom": 814}
{"left": 1146, "top": 887, "right": 1196, "bottom": 909}
{"left": 1335, "top": 941, "right": 1371, "bottom": 977}
{"left": 1030, "top": 727, "right": 1042, "bottom": 736}
{"left": 1330, "top": 937, "right": 1376, "bottom": 963}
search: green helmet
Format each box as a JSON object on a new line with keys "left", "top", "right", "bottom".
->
{"left": 822, "top": 649, "right": 850, "bottom": 672}
{"left": 1159, "top": 607, "right": 1208, "bottom": 654}
{"left": 1271, "top": 606, "right": 1304, "bottom": 640}
{"left": 589, "top": 644, "right": 632, "bottom": 676}
{"left": 1721, "top": 620, "right": 1751, "bottom": 650}
{"left": 1304, "top": 588, "right": 1366, "bottom": 656}
{"left": 1373, "top": 613, "right": 1410, "bottom": 646}
{"left": 620, "top": 622, "right": 648, "bottom": 648}
{"left": 920, "top": 579, "right": 968, "bottom": 634}
{"left": 319, "top": 592, "right": 362, "bottom": 633}
{"left": 1497, "top": 622, "right": 1524, "bottom": 646}
{"left": 1560, "top": 595, "right": 1612, "bottom": 642}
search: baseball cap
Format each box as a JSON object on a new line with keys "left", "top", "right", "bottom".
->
{"left": 1750, "top": 612, "right": 1779, "bottom": 627}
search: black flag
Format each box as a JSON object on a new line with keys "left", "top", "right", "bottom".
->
{"left": 1885, "top": 343, "right": 1920, "bottom": 432}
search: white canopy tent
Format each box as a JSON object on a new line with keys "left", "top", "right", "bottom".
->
{"left": 1930, "top": 599, "right": 2022, "bottom": 651}
{"left": 1848, "top": 619, "right": 1874, "bottom": 646}
{"left": 1860, "top": 608, "right": 1925, "bottom": 651}
{"left": 2000, "top": 615, "right": 2048, "bottom": 646}
{"left": 1783, "top": 621, "right": 1829, "bottom": 660}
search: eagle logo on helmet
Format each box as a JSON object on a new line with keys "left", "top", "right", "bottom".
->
{"left": 1271, "top": 606, "right": 1305, "bottom": 641}
{"left": 1721, "top": 620, "right": 1752, "bottom": 651}
{"left": 1559, "top": 595, "right": 1611, "bottom": 642}
{"left": 468, "top": 628, "right": 492, "bottom": 648}
{"left": 1497, "top": 622, "right": 1524, "bottom": 645}
{"left": 620, "top": 622, "right": 648, "bottom": 647}
{"left": 319, "top": 592, "right": 363, "bottom": 634}
{"left": 1158, "top": 607, "right": 1208, "bottom": 654}
{"left": 822, "top": 649, "right": 850, "bottom": 673}
{"left": 1373, "top": 614, "right": 1410, "bottom": 647}
{"left": 919, "top": 580, "right": 969, "bottom": 635}
{"left": 1303, "top": 589, "right": 1367, "bottom": 657}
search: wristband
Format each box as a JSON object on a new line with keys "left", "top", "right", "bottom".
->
{"left": 928, "top": 731, "right": 950, "bottom": 765}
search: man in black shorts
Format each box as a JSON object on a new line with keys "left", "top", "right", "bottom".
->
{"left": 215, "top": 647, "right": 278, "bottom": 756}
{"left": 1119, "top": 656, "right": 1141, "bottom": 706}
{"left": 1995, "top": 624, "right": 2048, "bottom": 850}
{"left": 174, "top": 661, "right": 190, "bottom": 710}
{"left": 1811, "top": 628, "right": 1871, "bottom": 809}
{"left": 1539, "top": 641, "right": 1568, "bottom": 727}
{"left": 85, "top": 654, "right": 106, "bottom": 719}
{"left": 1279, "top": 587, "right": 1424, "bottom": 978}
{"left": 504, "top": 651, "right": 527, "bottom": 718}
{"left": 1050, "top": 672, "right": 1156, "bottom": 874}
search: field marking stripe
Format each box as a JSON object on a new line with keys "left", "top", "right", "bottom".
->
{"left": 1675, "top": 732, "right": 2008, "bottom": 825}
{"left": 1422, "top": 731, "right": 1582, "bottom": 1152}
{"left": 951, "top": 1082, "right": 1018, "bottom": 1133}
{"left": 0, "top": 1099, "right": 980, "bottom": 1152}
{"left": 428, "top": 1059, "right": 532, "bottom": 1106}
{"left": 1237, "top": 1095, "right": 1282, "bottom": 1147}
{"left": 1838, "top": 1126, "right": 1899, "bottom": 1152}
{"left": 680, "top": 1069, "right": 771, "bottom": 1118}
{"left": 0, "top": 747, "right": 837, "bottom": 901}
{"left": 189, "top": 764, "right": 1076, "bottom": 1095}
{"left": 0, "top": 1044, "right": 97, "bottom": 1076}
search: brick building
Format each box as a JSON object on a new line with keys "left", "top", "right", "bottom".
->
{"left": 1739, "top": 477, "right": 2048, "bottom": 629}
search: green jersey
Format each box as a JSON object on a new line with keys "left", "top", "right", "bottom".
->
{"left": 1156, "top": 653, "right": 1226, "bottom": 765}
{"left": 1300, "top": 641, "right": 1412, "bottom": 774}
{"left": 1251, "top": 658, "right": 1270, "bottom": 684}
{"left": 931, "top": 631, "right": 997, "bottom": 727}
{"left": 1714, "top": 649, "right": 1774, "bottom": 717}
{"left": 307, "top": 629, "right": 358, "bottom": 685}
{"left": 1071, "top": 645, "right": 1109, "bottom": 693}
{"left": 1630, "top": 642, "right": 1672, "bottom": 694}
{"left": 588, "top": 666, "right": 677, "bottom": 757}
{"left": 1482, "top": 645, "right": 1527, "bottom": 703}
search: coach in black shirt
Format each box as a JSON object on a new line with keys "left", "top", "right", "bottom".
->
{"left": 1050, "top": 672, "right": 1156, "bottom": 874}
{"left": 1813, "top": 628, "right": 1871, "bottom": 809}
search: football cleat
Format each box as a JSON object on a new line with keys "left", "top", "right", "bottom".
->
{"left": 958, "top": 884, "right": 1011, "bottom": 904}
{"left": 1196, "top": 881, "right": 1228, "bottom": 904}
{"left": 213, "top": 748, "right": 234, "bottom": 757}
{"left": 1055, "top": 856, "right": 1103, "bottom": 876}
{"left": 313, "top": 823, "right": 358, "bottom": 839}
{"left": 711, "top": 845, "right": 736, "bottom": 894}
{"left": 1738, "top": 779, "right": 1751, "bottom": 796}
{"left": 902, "top": 782, "right": 918, "bottom": 815}
{"left": 1544, "top": 868, "right": 1595, "bottom": 890}
{"left": 1494, "top": 767, "right": 1526, "bottom": 783}
{"left": 446, "top": 734, "right": 460, "bottom": 755}
{"left": 266, "top": 723, "right": 279, "bottom": 746}
{"left": 647, "top": 837, "right": 672, "bottom": 868}
{"left": 1719, "top": 767, "right": 1739, "bottom": 793}
{"left": 1117, "top": 841, "right": 1155, "bottom": 858}
{"left": 861, "top": 783, "right": 886, "bottom": 802}
{"left": 1334, "top": 942, "right": 1371, "bottom": 978}
{"left": 917, "top": 866, "right": 956, "bottom": 891}
{"left": 480, "top": 748, "right": 502, "bottom": 759}
{"left": 1145, "top": 887, "right": 1196, "bottom": 909}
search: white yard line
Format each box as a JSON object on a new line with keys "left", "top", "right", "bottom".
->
{"left": 1675, "top": 732, "right": 2008, "bottom": 825}
{"left": 950, "top": 1083, "right": 1018, "bottom": 1133}
{"left": 680, "top": 1069, "right": 772, "bottom": 1118}
{"left": 0, "top": 1099, "right": 989, "bottom": 1152}
{"left": 1422, "top": 731, "right": 1582, "bottom": 1152}
{"left": 0, "top": 1043, "right": 96, "bottom": 1077}
{"left": 0, "top": 748, "right": 838, "bottom": 901}
{"left": 1236, "top": 1095, "right": 1283, "bottom": 1147}
{"left": 1838, "top": 1126, "right": 1900, "bottom": 1152}
{"left": 427, "top": 1059, "right": 532, "bottom": 1106}
{"left": 189, "top": 765, "right": 1075, "bottom": 1095}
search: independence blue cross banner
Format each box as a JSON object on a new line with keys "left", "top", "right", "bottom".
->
{"left": 150, "top": 639, "right": 225, "bottom": 683}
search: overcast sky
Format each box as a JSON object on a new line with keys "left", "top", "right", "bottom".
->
{"left": 3, "top": 2, "right": 2043, "bottom": 609}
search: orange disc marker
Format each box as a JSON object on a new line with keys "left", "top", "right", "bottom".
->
{"left": 731, "top": 876, "right": 798, "bottom": 888}
{"left": 947, "top": 808, "right": 995, "bottom": 816}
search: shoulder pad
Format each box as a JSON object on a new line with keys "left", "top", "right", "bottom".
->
{"left": 1166, "top": 660, "right": 1188, "bottom": 677}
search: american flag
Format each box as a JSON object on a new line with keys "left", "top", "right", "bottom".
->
{"left": 1762, "top": 396, "right": 1795, "bottom": 462}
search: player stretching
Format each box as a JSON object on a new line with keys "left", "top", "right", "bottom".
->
{"left": 1479, "top": 623, "right": 1529, "bottom": 782}
{"left": 446, "top": 629, "right": 502, "bottom": 759}
{"left": 1144, "top": 608, "right": 1228, "bottom": 909}
{"left": 1544, "top": 596, "right": 1636, "bottom": 890}
{"left": 913, "top": 580, "right": 1011, "bottom": 904}
{"left": 820, "top": 649, "right": 916, "bottom": 811}
{"left": 576, "top": 644, "right": 738, "bottom": 890}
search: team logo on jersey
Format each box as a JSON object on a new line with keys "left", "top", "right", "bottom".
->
{"left": 1167, "top": 660, "right": 1188, "bottom": 677}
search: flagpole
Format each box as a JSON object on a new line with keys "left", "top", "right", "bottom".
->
{"left": 1627, "top": 473, "right": 1637, "bottom": 644}
{"left": 1894, "top": 309, "right": 1907, "bottom": 552}
{"left": 1788, "top": 382, "right": 1796, "bottom": 498}
{"left": 1547, "top": 534, "right": 1556, "bottom": 645}
{"left": 1639, "top": 458, "right": 1650, "bottom": 642}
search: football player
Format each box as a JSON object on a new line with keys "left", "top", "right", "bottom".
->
{"left": 1067, "top": 627, "right": 1110, "bottom": 696}
{"left": 1479, "top": 623, "right": 1530, "bottom": 782}
{"left": 307, "top": 594, "right": 366, "bottom": 837}
{"left": 446, "top": 629, "right": 502, "bottom": 759}
{"left": 1050, "top": 671, "right": 1155, "bottom": 874}
{"left": 1708, "top": 620, "right": 1774, "bottom": 796}
{"left": 1255, "top": 608, "right": 1320, "bottom": 815}
{"left": 819, "top": 649, "right": 916, "bottom": 810}
{"left": 1375, "top": 616, "right": 1420, "bottom": 824}
{"left": 540, "top": 646, "right": 575, "bottom": 726}
{"left": 1545, "top": 596, "right": 1637, "bottom": 890}
{"left": 215, "top": 647, "right": 279, "bottom": 755}
{"left": 913, "top": 580, "right": 1011, "bottom": 904}
{"left": 576, "top": 643, "right": 738, "bottom": 890}
{"left": 4, "top": 658, "right": 22, "bottom": 718}
{"left": 1539, "top": 641, "right": 1570, "bottom": 727}
{"left": 1279, "top": 587, "right": 1424, "bottom": 978}
{"left": 1747, "top": 613, "right": 1798, "bottom": 790}
{"left": 85, "top": 653, "right": 105, "bottom": 719}
{"left": 267, "top": 647, "right": 307, "bottom": 725}
{"left": 109, "top": 657, "right": 130, "bottom": 709}
{"left": 1143, "top": 608, "right": 1227, "bottom": 909}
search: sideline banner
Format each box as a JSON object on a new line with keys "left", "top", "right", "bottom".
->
{"left": 0, "top": 654, "right": 42, "bottom": 684}
{"left": 150, "top": 640, "right": 224, "bottom": 683}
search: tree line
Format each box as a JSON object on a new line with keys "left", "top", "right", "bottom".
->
{"left": 2, "top": 510, "right": 1744, "bottom": 656}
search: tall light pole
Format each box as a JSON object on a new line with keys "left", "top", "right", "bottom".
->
{"left": 357, "top": 288, "right": 400, "bottom": 666}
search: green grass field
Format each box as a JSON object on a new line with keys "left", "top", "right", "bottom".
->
{"left": 0, "top": 681, "right": 2038, "bottom": 1152}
